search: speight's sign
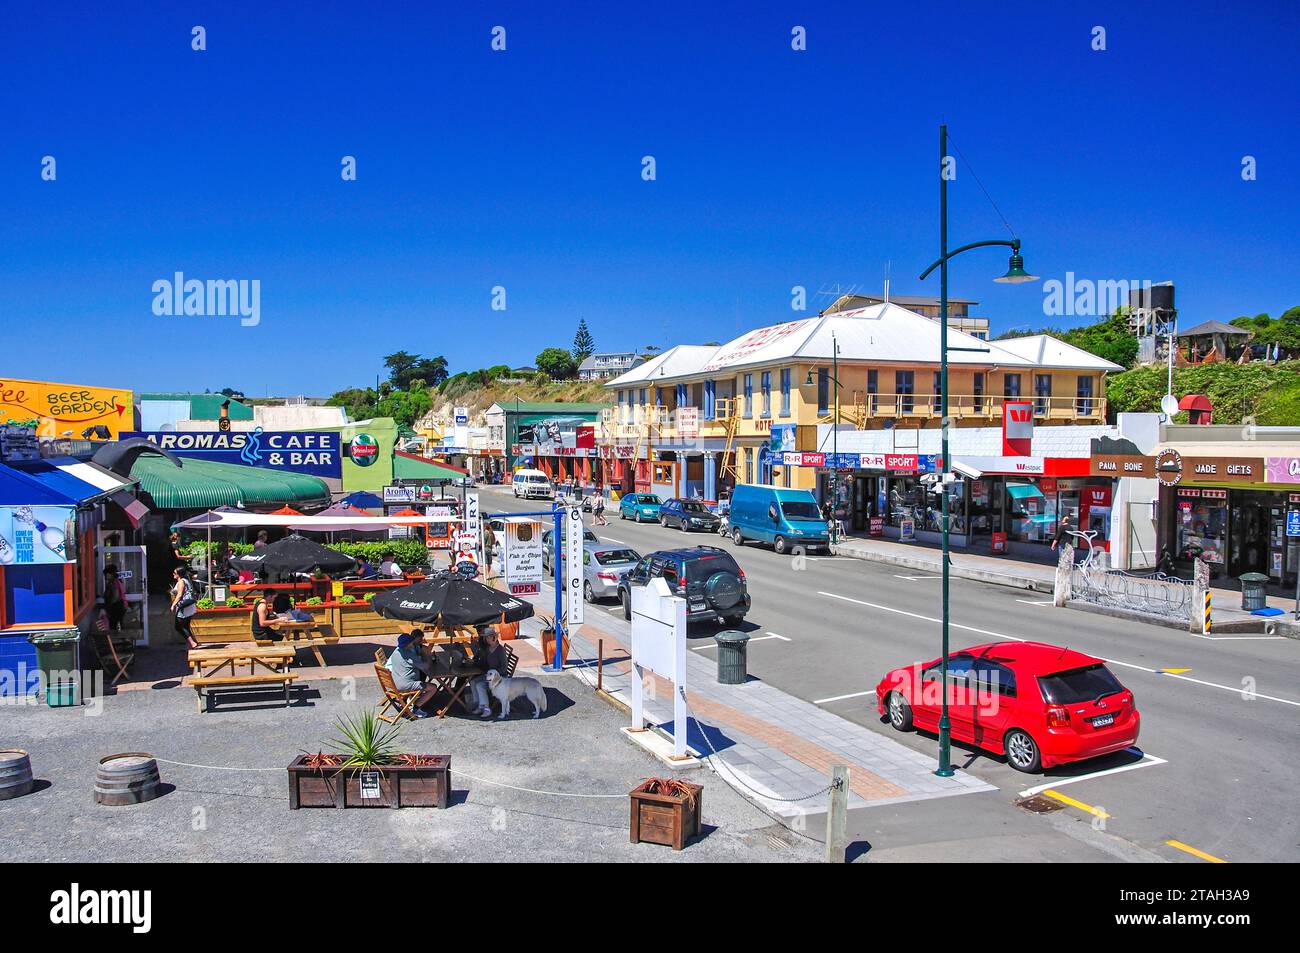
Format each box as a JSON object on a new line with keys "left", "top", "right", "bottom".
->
{"left": 124, "top": 429, "right": 342, "bottom": 478}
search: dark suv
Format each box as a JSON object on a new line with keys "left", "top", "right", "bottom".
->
{"left": 658, "top": 498, "right": 722, "bottom": 533}
{"left": 617, "top": 546, "right": 750, "bottom": 625}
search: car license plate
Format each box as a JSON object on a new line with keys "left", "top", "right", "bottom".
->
{"left": 690, "top": 602, "right": 706, "bottom": 612}
{"left": 1091, "top": 713, "right": 1115, "bottom": 728}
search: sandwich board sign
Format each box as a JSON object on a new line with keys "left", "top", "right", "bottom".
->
{"left": 564, "top": 504, "right": 584, "bottom": 626}
{"left": 503, "top": 519, "right": 544, "bottom": 596}
{"left": 630, "top": 577, "right": 688, "bottom": 759}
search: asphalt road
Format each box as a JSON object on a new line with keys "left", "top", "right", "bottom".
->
{"left": 483, "top": 486, "right": 1300, "bottom": 863}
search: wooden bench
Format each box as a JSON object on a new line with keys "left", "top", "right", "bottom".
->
{"left": 191, "top": 672, "right": 299, "bottom": 713}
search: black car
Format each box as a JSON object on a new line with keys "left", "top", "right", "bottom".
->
{"left": 658, "top": 498, "right": 722, "bottom": 533}
{"left": 617, "top": 546, "right": 750, "bottom": 625}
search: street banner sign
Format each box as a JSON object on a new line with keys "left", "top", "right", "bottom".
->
{"left": 124, "top": 430, "right": 342, "bottom": 478}
{"left": 503, "top": 519, "right": 544, "bottom": 596}
{"left": 1002, "top": 400, "right": 1034, "bottom": 456}
{"left": 675, "top": 407, "right": 699, "bottom": 438}
{"left": 461, "top": 493, "right": 480, "bottom": 553}
{"left": 1287, "top": 511, "right": 1300, "bottom": 537}
{"left": 564, "top": 504, "right": 584, "bottom": 625}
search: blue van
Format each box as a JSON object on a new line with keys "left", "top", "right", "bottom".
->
{"left": 727, "top": 484, "right": 830, "bottom": 554}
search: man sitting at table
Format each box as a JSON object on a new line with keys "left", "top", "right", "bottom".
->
{"left": 467, "top": 626, "right": 509, "bottom": 720}
{"left": 387, "top": 631, "right": 436, "bottom": 718}
{"left": 379, "top": 552, "right": 404, "bottom": 578}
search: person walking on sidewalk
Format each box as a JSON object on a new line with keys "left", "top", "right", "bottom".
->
{"left": 1051, "top": 513, "right": 1076, "bottom": 552}
{"left": 592, "top": 492, "right": 607, "bottom": 526}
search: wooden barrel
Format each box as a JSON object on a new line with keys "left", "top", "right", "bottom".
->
{"left": 0, "top": 749, "right": 34, "bottom": 800}
{"left": 94, "top": 753, "right": 161, "bottom": 806}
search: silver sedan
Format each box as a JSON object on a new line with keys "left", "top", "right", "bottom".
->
{"left": 582, "top": 544, "right": 641, "bottom": 603}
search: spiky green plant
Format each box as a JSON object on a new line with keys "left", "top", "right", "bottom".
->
{"left": 327, "top": 709, "right": 404, "bottom": 770}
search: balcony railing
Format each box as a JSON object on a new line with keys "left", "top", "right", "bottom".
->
{"left": 836, "top": 393, "right": 1106, "bottom": 423}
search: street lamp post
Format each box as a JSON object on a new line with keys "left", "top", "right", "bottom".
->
{"left": 806, "top": 332, "right": 842, "bottom": 543}
{"left": 919, "top": 122, "right": 1038, "bottom": 778}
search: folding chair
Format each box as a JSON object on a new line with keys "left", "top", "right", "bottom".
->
{"left": 91, "top": 627, "right": 135, "bottom": 687}
{"left": 374, "top": 647, "right": 388, "bottom": 666}
{"left": 503, "top": 645, "right": 518, "bottom": 678}
{"left": 374, "top": 664, "right": 421, "bottom": 723}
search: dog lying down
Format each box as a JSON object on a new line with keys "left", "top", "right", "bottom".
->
{"left": 485, "top": 669, "right": 547, "bottom": 719}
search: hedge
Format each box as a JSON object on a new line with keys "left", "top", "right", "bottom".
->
{"left": 181, "top": 538, "right": 429, "bottom": 566}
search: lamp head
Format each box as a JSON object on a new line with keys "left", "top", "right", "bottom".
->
{"left": 994, "top": 252, "right": 1039, "bottom": 284}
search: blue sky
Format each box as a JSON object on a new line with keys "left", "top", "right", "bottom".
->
{"left": 2, "top": 1, "right": 1297, "bottom": 397}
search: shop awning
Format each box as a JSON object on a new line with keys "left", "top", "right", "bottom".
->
{"left": 7, "top": 459, "right": 114, "bottom": 505}
{"left": 1006, "top": 483, "right": 1045, "bottom": 499}
{"left": 0, "top": 463, "right": 80, "bottom": 506}
{"left": 129, "top": 455, "right": 331, "bottom": 511}
{"left": 392, "top": 450, "right": 469, "bottom": 482}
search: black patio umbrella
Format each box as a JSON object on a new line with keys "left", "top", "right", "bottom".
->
{"left": 370, "top": 572, "right": 535, "bottom": 628}
{"left": 232, "top": 534, "right": 356, "bottom": 577}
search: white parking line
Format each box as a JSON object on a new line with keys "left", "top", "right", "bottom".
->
{"left": 1016, "top": 599, "right": 1054, "bottom": 606}
{"left": 599, "top": 536, "right": 629, "bottom": 545}
{"left": 817, "top": 589, "right": 1300, "bottom": 709}
{"left": 691, "top": 632, "right": 791, "bottom": 650}
{"left": 1018, "top": 750, "right": 1168, "bottom": 798}
{"left": 1189, "top": 633, "right": 1285, "bottom": 641}
{"left": 894, "top": 574, "right": 942, "bottom": 581}
{"left": 813, "top": 690, "right": 875, "bottom": 705}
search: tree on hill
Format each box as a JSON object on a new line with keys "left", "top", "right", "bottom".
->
{"left": 995, "top": 310, "right": 1137, "bottom": 369}
{"left": 326, "top": 387, "right": 378, "bottom": 421}
{"left": 383, "top": 351, "right": 449, "bottom": 389}
{"left": 572, "top": 319, "right": 595, "bottom": 361}
{"left": 535, "top": 347, "right": 579, "bottom": 380}
{"left": 1232, "top": 308, "right": 1300, "bottom": 354}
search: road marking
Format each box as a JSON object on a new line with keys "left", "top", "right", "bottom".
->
{"left": 764, "top": 631, "right": 792, "bottom": 641}
{"left": 599, "top": 536, "right": 628, "bottom": 545}
{"left": 1156, "top": 668, "right": 1191, "bottom": 675}
{"left": 893, "top": 574, "right": 941, "bottom": 581}
{"left": 1017, "top": 750, "right": 1167, "bottom": 798}
{"left": 1016, "top": 599, "right": 1054, "bottom": 606}
{"left": 1165, "top": 839, "right": 1227, "bottom": 863}
{"left": 1190, "top": 634, "right": 1285, "bottom": 641}
{"left": 817, "top": 590, "right": 1300, "bottom": 709}
{"left": 691, "top": 633, "right": 790, "bottom": 650}
{"left": 1040, "top": 789, "right": 1111, "bottom": 819}
{"left": 813, "top": 690, "right": 876, "bottom": 704}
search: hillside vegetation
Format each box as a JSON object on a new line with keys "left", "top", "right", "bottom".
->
{"left": 1107, "top": 361, "right": 1300, "bottom": 425}
{"left": 431, "top": 377, "right": 611, "bottom": 421}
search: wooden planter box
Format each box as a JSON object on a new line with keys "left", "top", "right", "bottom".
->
{"left": 629, "top": 781, "right": 703, "bottom": 850}
{"left": 286, "top": 755, "right": 450, "bottom": 809}
{"left": 191, "top": 608, "right": 252, "bottom": 644}
{"left": 335, "top": 603, "right": 400, "bottom": 638}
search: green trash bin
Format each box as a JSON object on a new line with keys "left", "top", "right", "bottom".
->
{"left": 1239, "top": 573, "right": 1269, "bottom": 612}
{"left": 27, "top": 629, "right": 81, "bottom": 707}
{"left": 714, "top": 630, "right": 750, "bottom": 685}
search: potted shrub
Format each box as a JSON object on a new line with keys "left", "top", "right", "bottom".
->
{"left": 538, "top": 614, "right": 569, "bottom": 667}
{"left": 286, "top": 710, "right": 450, "bottom": 810}
{"left": 629, "top": 778, "right": 703, "bottom": 850}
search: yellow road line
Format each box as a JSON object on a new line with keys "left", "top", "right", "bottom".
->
{"left": 1157, "top": 668, "right": 1192, "bottom": 674}
{"left": 1166, "top": 839, "right": 1227, "bottom": 863}
{"left": 1042, "top": 789, "right": 1111, "bottom": 819}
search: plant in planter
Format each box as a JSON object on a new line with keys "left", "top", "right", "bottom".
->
{"left": 196, "top": 597, "right": 217, "bottom": 610}
{"left": 363, "top": 592, "right": 376, "bottom": 602}
{"left": 303, "top": 596, "right": 324, "bottom": 606}
{"left": 224, "top": 596, "right": 245, "bottom": 608}
{"left": 629, "top": 778, "right": 703, "bottom": 850}
{"left": 286, "top": 710, "right": 450, "bottom": 810}
{"left": 337, "top": 594, "right": 357, "bottom": 605}
{"left": 538, "top": 614, "right": 569, "bottom": 666}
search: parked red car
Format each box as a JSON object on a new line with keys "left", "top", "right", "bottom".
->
{"left": 875, "top": 641, "right": 1140, "bottom": 772}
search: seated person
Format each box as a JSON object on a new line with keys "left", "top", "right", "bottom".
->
{"left": 271, "top": 592, "right": 294, "bottom": 617}
{"left": 355, "top": 557, "right": 378, "bottom": 579}
{"left": 378, "top": 552, "right": 404, "bottom": 578}
{"left": 251, "top": 588, "right": 280, "bottom": 640}
{"left": 466, "top": 626, "right": 509, "bottom": 720}
{"left": 386, "top": 631, "right": 437, "bottom": 718}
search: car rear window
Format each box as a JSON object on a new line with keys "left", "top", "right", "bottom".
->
{"left": 595, "top": 549, "right": 639, "bottom": 565}
{"left": 1037, "top": 664, "right": 1124, "bottom": 704}
{"left": 682, "top": 502, "right": 709, "bottom": 513}
{"left": 781, "top": 501, "right": 821, "bottom": 520}
{"left": 685, "top": 553, "right": 740, "bottom": 582}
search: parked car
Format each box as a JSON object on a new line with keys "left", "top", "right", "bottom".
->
{"left": 727, "top": 483, "right": 829, "bottom": 554}
{"left": 541, "top": 525, "right": 601, "bottom": 572}
{"left": 617, "top": 546, "right": 750, "bottom": 626}
{"left": 619, "top": 493, "right": 662, "bottom": 522}
{"left": 582, "top": 544, "right": 641, "bottom": 602}
{"left": 512, "top": 469, "right": 554, "bottom": 500}
{"left": 875, "top": 641, "right": 1140, "bottom": 773}
{"left": 658, "top": 498, "right": 722, "bottom": 533}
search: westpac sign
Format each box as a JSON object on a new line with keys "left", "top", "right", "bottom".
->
{"left": 1002, "top": 401, "right": 1034, "bottom": 457}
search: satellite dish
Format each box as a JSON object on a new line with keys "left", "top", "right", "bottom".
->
{"left": 1160, "top": 394, "right": 1180, "bottom": 417}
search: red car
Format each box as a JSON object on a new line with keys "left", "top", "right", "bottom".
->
{"left": 875, "top": 641, "right": 1140, "bottom": 772}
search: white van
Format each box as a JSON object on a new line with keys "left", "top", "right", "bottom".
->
{"left": 512, "top": 469, "right": 554, "bottom": 500}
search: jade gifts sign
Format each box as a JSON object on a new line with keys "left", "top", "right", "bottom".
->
{"left": 123, "top": 430, "right": 342, "bottom": 478}
{"left": 0, "top": 505, "right": 76, "bottom": 565}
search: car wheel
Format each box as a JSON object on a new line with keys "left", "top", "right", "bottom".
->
{"left": 722, "top": 614, "right": 745, "bottom": 627}
{"left": 1004, "top": 729, "right": 1042, "bottom": 773}
{"left": 620, "top": 588, "right": 631, "bottom": 620}
{"left": 773, "top": 535, "right": 788, "bottom": 555}
{"left": 583, "top": 580, "right": 595, "bottom": 604}
{"left": 620, "top": 510, "right": 627, "bottom": 520}
{"left": 887, "top": 691, "right": 913, "bottom": 731}
{"left": 680, "top": 520, "right": 690, "bottom": 532}
{"left": 659, "top": 515, "right": 668, "bottom": 527}
{"left": 731, "top": 526, "right": 744, "bottom": 545}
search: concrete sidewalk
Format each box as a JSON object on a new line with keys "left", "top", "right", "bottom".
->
{"left": 832, "top": 534, "right": 1056, "bottom": 593}
{"left": 515, "top": 593, "right": 994, "bottom": 823}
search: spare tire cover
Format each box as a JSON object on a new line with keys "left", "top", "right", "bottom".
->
{"left": 706, "top": 572, "right": 742, "bottom": 609}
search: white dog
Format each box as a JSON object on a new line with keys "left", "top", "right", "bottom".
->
{"left": 484, "top": 669, "right": 547, "bottom": 719}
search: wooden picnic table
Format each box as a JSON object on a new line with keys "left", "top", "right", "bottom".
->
{"left": 263, "top": 617, "right": 339, "bottom": 667}
{"left": 188, "top": 644, "right": 295, "bottom": 679}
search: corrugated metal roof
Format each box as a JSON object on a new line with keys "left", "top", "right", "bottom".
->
{"left": 8, "top": 460, "right": 112, "bottom": 503}
{"left": 140, "top": 394, "right": 255, "bottom": 420}
{"left": 0, "top": 463, "right": 80, "bottom": 506}
{"left": 129, "top": 455, "right": 330, "bottom": 511}
{"left": 392, "top": 451, "right": 469, "bottom": 481}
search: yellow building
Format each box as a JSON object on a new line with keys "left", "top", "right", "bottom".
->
{"left": 599, "top": 302, "right": 1119, "bottom": 504}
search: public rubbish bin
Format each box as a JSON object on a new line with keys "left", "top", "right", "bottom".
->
{"left": 27, "top": 629, "right": 81, "bottom": 706}
{"left": 714, "top": 630, "right": 750, "bottom": 685}
{"left": 1239, "top": 573, "right": 1269, "bottom": 611}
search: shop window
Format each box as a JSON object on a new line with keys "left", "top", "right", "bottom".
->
{"left": 896, "top": 371, "right": 914, "bottom": 414}
{"left": 1004, "top": 373, "right": 1021, "bottom": 399}
{"left": 743, "top": 448, "right": 753, "bottom": 484}
{"left": 1177, "top": 492, "right": 1225, "bottom": 564}
{"left": 780, "top": 369, "right": 791, "bottom": 417}
{"left": 1006, "top": 482, "right": 1053, "bottom": 543}
{"left": 4, "top": 564, "right": 67, "bottom": 627}
{"left": 761, "top": 372, "right": 771, "bottom": 418}
{"left": 1034, "top": 375, "right": 1052, "bottom": 415}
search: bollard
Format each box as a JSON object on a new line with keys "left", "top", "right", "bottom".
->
{"left": 825, "top": 765, "right": 849, "bottom": 863}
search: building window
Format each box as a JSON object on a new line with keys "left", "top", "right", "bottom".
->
{"left": 867, "top": 370, "right": 878, "bottom": 414}
{"left": 761, "top": 371, "right": 772, "bottom": 418}
{"left": 1034, "top": 374, "right": 1052, "bottom": 415}
{"left": 677, "top": 383, "right": 688, "bottom": 408}
{"left": 972, "top": 372, "right": 984, "bottom": 413}
{"left": 780, "top": 368, "right": 791, "bottom": 417}
{"left": 817, "top": 368, "right": 829, "bottom": 416}
{"left": 704, "top": 380, "right": 716, "bottom": 420}
{"left": 638, "top": 388, "right": 646, "bottom": 407}
{"left": 617, "top": 390, "right": 624, "bottom": 405}
{"left": 743, "top": 374, "right": 753, "bottom": 418}
{"left": 743, "top": 448, "right": 753, "bottom": 483}
{"left": 896, "top": 371, "right": 914, "bottom": 414}
{"left": 1077, "top": 375, "right": 1094, "bottom": 415}
{"left": 932, "top": 371, "right": 942, "bottom": 412}
{"left": 1004, "top": 373, "right": 1021, "bottom": 399}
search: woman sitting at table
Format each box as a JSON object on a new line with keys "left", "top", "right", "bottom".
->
{"left": 386, "top": 631, "right": 437, "bottom": 718}
{"left": 251, "top": 588, "right": 281, "bottom": 640}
